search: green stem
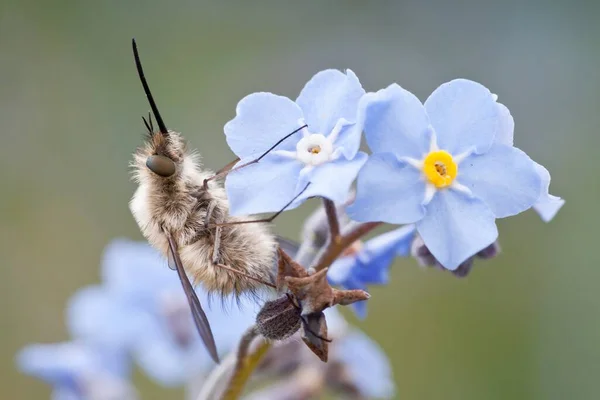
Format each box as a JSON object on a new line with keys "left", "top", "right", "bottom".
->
{"left": 222, "top": 340, "right": 271, "bottom": 400}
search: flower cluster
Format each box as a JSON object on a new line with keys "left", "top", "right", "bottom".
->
{"left": 225, "top": 73, "right": 564, "bottom": 273}
{"left": 17, "top": 239, "right": 393, "bottom": 399}
{"left": 17, "top": 62, "right": 564, "bottom": 400}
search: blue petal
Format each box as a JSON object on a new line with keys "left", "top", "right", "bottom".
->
{"left": 225, "top": 93, "right": 305, "bottom": 159}
{"left": 296, "top": 69, "right": 365, "bottom": 137}
{"left": 328, "top": 258, "right": 370, "bottom": 319}
{"left": 424, "top": 79, "right": 499, "bottom": 155}
{"left": 101, "top": 239, "right": 178, "bottom": 307}
{"left": 328, "top": 226, "right": 416, "bottom": 319}
{"left": 323, "top": 307, "right": 349, "bottom": 337}
{"left": 327, "top": 257, "right": 359, "bottom": 286}
{"left": 351, "top": 301, "right": 368, "bottom": 320}
{"left": 296, "top": 153, "right": 368, "bottom": 206}
{"left": 363, "top": 225, "right": 417, "bottom": 259}
{"left": 16, "top": 342, "right": 128, "bottom": 388}
{"left": 329, "top": 118, "right": 363, "bottom": 160}
{"left": 347, "top": 153, "right": 426, "bottom": 224}
{"left": 417, "top": 189, "right": 498, "bottom": 270}
{"left": 66, "top": 286, "right": 151, "bottom": 350}
{"left": 132, "top": 292, "right": 257, "bottom": 386}
{"left": 360, "top": 83, "right": 431, "bottom": 159}
{"left": 533, "top": 162, "right": 564, "bottom": 222}
{"left": 458, "top": 144, "right": 541, "bottom": 218}
{"left": 335, "top": 331, "right": 395, "bottom": 399}
{"left": 132, "top": 329, "right": 210, "bottom": 386}
{"left": 534, "top": 195, "right": 565, "bottom": 223}
{"left": 494, "top": 102, "right": 514, "bottom": 146}
{"left": 202, "top": 293, "right": 260, "bottom": 351}
{"left": 51, "top": 388, "right": 80, "bottom": 400}
{"left": 225, "top": 156, "right": 303, "bottom": 215}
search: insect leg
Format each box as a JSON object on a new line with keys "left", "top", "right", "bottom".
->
{"left": 214, "top": 157, "right": 240, "bottom": 176}
{"left": 203, "top": 124, "right": 307, "bottom": 190}
{"left": 206, "top": 200, "right": 277, "bottom": 289}
{"left": 212, "top": 182, "right": 311, "bottom": 228}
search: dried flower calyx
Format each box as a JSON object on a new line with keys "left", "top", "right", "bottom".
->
{"left": 255, "top": 248, "right": 370, "bottom": 362}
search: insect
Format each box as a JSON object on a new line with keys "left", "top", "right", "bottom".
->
{"left": 128, "top": 39, "right": 303, "bottom": 363}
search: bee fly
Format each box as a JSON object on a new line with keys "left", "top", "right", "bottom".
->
{"left": 129, "top": 39, "right": 304, "bottom": 363}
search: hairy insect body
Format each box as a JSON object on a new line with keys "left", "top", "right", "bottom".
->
{"left": 130, "top": 131, "right": 277, "bottom": 296}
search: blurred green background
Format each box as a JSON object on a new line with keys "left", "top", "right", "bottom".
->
{"left": 1, "top": 0, "right": 597, "bottom": 399}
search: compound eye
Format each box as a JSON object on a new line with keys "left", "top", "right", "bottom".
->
{"left": 146, "top": 154, "right": 176, "bottom": 177}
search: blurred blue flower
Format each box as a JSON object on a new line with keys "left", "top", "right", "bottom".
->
{"left": 69, "top": 238, "right": 258, "bottom": 387}
{"left": 334, "top": 330, "right": 395, "bottom": 399}
{"left": 491, "top": 94, "right": 564, "bottom": 222}
{"left": 245, "top": 307, "right": 394, "bottom": 399}
{"left": 16, "top": 342, "right": 136, "bottom": 400}
{"left": 328, "top": 225, "right": 416, "bottom": 318}
{"left": 66, "top": 285, "right": 150, "bottom": 352}
{"left": 224, "top": 69, "right": 368, "bottom": 216}
{"left": 348, "top": 79, "right": 543, "bottom": 269}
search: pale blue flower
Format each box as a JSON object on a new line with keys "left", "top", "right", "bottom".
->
{"left": 348, "top": 79, "right": 543, "bottom": 269}
{"left": 244, "top": 308, "right": 394, "bottom": 399}
{"left": 16, "top": 342, "right": 136, "bottom": 400}
{"left": 328, "top": 225, "right": 416, "bottom": 318}
{"left": 334, "top": 330, "right": 395, "bottom": 399}
{"left": 224, "top": 69, "right": 368, "bottom": 215}
{"left": 69, "top": 238, "right": 258, "bottom": 387}
{"left": 67, "top": 285, "right": 150, "bottom": 351}
{"left": 491, "top": 94, "right": 564, "bottom": 222}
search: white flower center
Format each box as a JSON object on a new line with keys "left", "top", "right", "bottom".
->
{"left": 296, "top": 133, "right": 334, "bottom": 166}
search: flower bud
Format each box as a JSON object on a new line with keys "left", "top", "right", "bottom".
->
{"left": 256, "top": 296, "right": 301, "bottom": 341}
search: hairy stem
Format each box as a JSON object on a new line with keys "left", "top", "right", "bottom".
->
{"left": 313, "top": 221, "right": 382, "bottom": 272}
{"left": 322, "top": 199, "right": 341, "bottom": 244}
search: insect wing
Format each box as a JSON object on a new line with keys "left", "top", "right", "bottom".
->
{"left": 166, "top": 234, "right": 220, "bottom": 363}
{"left": 167, "top": 247, "right": 177, "bottom": 271}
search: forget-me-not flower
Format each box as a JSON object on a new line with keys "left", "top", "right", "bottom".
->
{"left": 16, "top": 342, "right": 136, "bottom": 400}
{"left": 328, "top": 225, "right": 416, "bottom": 318}
{"left": 69, "top": 239, "right": 258, "bottom": 386}
{"left": 492, "top": 94, "right": 565, "bottom": 222}
{"left": 224, "top": 69, "right": 368, "bottom": 215}
{"left": 348, "top": 79, "right": 544, "bottom": 269}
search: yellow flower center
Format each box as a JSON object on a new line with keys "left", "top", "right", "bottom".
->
{"left": 309, "top": 145, "right": 321, "bottom": 154}
{"left": 423, "top": 150, "right": 457, "bottom": 188}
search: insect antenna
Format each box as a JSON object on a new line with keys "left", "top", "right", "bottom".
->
{"left": 211, "top": 182, "right": 311, "bottom": 228}
{"left": 148, "top": 112, "right": 154, "bottom": 132}
{"left": 203, "top": 124, "right": 307, "bottom": 189}
{"left": 132, "top": 38, "right": 169, "bottom": 135}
